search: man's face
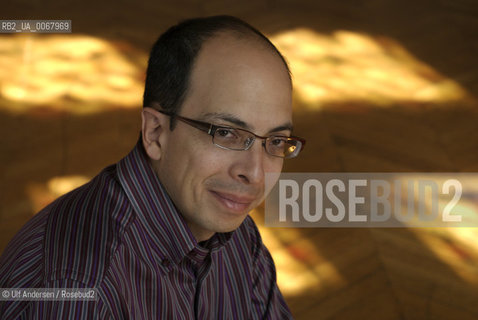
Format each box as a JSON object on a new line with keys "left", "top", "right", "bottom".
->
{"left": 149, "top": 35, "right": 292, "bottom": 241}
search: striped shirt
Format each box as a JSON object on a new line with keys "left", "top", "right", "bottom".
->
{"left": 0, "top": 139, "right": 292, "bottom": 319}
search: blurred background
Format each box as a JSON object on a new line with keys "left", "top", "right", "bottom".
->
{"left": 1, "top": 0, "right": 478, "bottom": 319}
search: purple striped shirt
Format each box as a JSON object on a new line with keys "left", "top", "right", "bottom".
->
{"left": 0, "top": 140, "right": 292, "bottom": 319}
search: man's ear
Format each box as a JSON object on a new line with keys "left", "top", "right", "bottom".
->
{"left": 141, "top": 107, "right": 169, "bottom": 161}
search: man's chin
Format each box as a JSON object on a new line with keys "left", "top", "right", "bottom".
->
{"left": 209, "top": 212, "right": 250, "bottom": 234}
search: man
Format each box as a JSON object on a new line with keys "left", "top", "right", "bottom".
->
{"left": 0, "top": 16, "right": 305, "bottom": 319}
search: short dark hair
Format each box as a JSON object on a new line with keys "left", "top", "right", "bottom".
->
{"left": 143, "top": 15, "right": 290, "bottom": 128}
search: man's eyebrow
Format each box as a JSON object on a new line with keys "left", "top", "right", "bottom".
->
{"left": 202, "top": 112, "right": 251, "bottom": 130}
{"left": 269, "top": 123, "right": 293, "bottom": 134}
{"left": 202, "top": 112, "right": 293, "bottom": 134}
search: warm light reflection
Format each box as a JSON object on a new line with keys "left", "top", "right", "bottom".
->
{"left": 47, "top": 175, "right": 90, "bottom": 196}
{"left": 411, "top": 227, "right": 478, "bottom": 285}
{"left": 270, "top": 28, "right": 471, "bottom": 108}
{"left": 27, "top": 175, "right": 90, "bottom": 213}
{"left": 1, "top": 30, "right": 472, "bottom": 114}
{"left": 258, "top": 225, "right": 321, "bottom": 296}
{"left": 0, "top": 34, "right": 147, "bottom": 114}
{"left": 251, "top": 209, "right": 344, "bottom": 297}
{"left": 388, "top": 174, "right": 478, "bottom": 283}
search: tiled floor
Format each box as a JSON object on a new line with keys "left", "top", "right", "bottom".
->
{"left": 1, "top": 1, "right": 478, "bottom": 318}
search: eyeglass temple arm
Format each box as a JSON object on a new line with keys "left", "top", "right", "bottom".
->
{"left": 157, "top": 110, "right": 214, "bottom": 136}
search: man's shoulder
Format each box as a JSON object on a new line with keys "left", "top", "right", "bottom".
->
{"left": 44, "top": 165, "right": 135, "bottom": 286}
{"left": 0, "top": 165, "right": 135, "bottom": 288}
{"left": 0, "top": 207, "right": 50, "bottom": 289}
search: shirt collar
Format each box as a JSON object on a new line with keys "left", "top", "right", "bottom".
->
{"left": 116, "top": 137, "right": 232, "bottom": 268}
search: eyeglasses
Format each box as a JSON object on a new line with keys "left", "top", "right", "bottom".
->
{"left": 158, "top": 110, "right": 306, "bottom": 159}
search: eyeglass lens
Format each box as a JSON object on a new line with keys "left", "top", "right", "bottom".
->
{"left": 212, "top": 127, "right": 302, "bottom": 158}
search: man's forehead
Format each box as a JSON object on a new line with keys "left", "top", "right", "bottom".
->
{"left": 180, "top": 33, "right": 293, "bottom": 135}
{"left": 191, "top": 33, "right": 290, "bottom": 84}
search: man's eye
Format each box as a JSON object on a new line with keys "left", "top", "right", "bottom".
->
{"left": 216, "top": 128, "right": 237, "bottom": 138}
{"left": 270, "top": 137, "right": 286, "bottom": 147}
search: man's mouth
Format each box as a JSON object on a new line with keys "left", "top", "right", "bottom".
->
{"left": 209, "top": 190, "right": 255, "bottom": 214}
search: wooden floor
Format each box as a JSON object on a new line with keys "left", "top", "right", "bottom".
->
{"left": 1, "top": 1, "right": 478, "bottom": 319}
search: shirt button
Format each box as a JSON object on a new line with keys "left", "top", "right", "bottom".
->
{"left": 162, "top": 259, "right": 170, "bottom": 268}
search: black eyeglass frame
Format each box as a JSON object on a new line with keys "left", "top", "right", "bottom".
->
{"left": 157, "top": 110, "right": 306, "bottom": 159}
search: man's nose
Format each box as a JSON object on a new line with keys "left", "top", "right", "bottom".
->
{"left": 231, "top": 140, "right": 266, "bottom": 186}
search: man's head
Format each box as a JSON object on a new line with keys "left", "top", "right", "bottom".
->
{"left": 142, "top": 16, "right": 296, "bottom": 241}
{"left": 143, "top": 15, "right": 291, "bottom": 125}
